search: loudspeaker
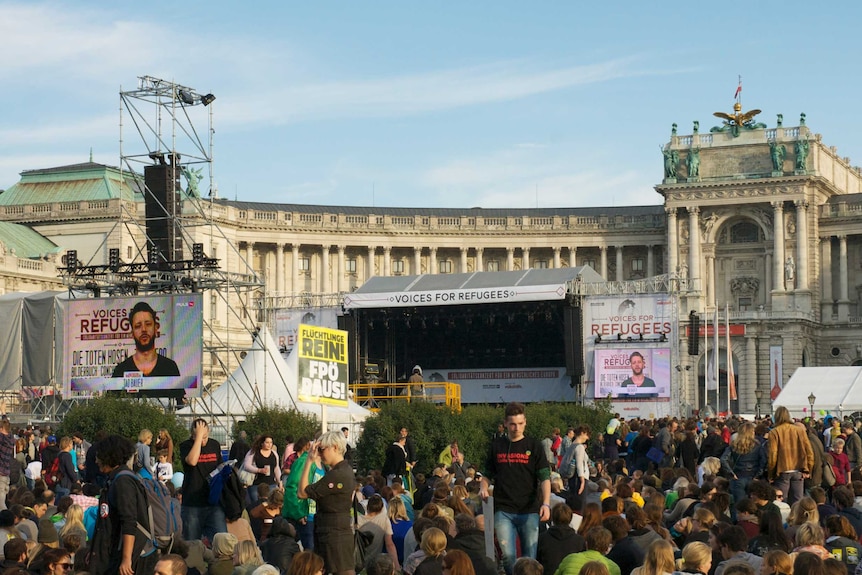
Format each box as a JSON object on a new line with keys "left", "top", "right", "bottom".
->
{"left": 564, "top": 305, "right": 584, "bottom": 377}
{"left": 144, "top": 162, "right": 183, "bottom": 263}
{"left": 688, "top": 310, "right": 700, "bottom": 355}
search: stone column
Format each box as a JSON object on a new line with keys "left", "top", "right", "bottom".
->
{"left": 821, "top": 236, "right": 833, "bottom": 302}
{"left": 414, "top": 247, "right": 422, "bottom": 275}
{"left": 746, "top": 336, "right": 757, "bottom": 412}
{"left": 460, "top": 247, "right": 468, "bottom": 273}
{"left": 795, "top": 200, "right": 809, "bottom": 290}
{"left": 383, "top": 247, "right": 391, "bottom": 276}
{"left": 647, "top": 245, "right": 655, "bottom": 278}
{"left": 337, "top": 245, "right": 345, "bottom": 292}
{"left": 553, "top": 247, "right": 561, "bottom": 269}
{"left": 246, "top": 242, "right": 255, "bottom": 276}
{"left": 523, "top": 247, "right": 530, "bottom": 269}
{"left": 772, "top": 201, "right": 785, "bottom": 291}
{"left": 476, "top": 247, "right": 484, "bottom": 272}
{"left": 367, "top": 247, "right": 375, "bottom": 280}
{"left": 688, "top": 207, "right": 700, "bottom": 290}
{"left": 666, "top": 208, "right": 678, "bottom": 275}
{"left": 706, "top": 255, "right": 716, "bottom": 308}
{"left": 616, "top": 246, "right": 624, "bottom": 281}
{"left": 506, "top": 248, "right": 515, "bottom": 271}
{"left": 570, "top": 247, "right": 577, "bottom": 267}
{"left": 839, "top": 235, "right": 849, "bottom": 301}
{"left": 291, "top": 245, "right": 299, "bottom": 292}
{"left": 765, "top": 251, "right": 772, "bottom": 297}
{"left": 275, "top": 244, "right": 285, "bottom": 294}
{"left": 430, "top": 247, "right": 438, "bottom": 274}
{"left": 321, "top": 245, "right": 330, "bottom": 293}
{"left": 600, "top": 246, "right": 608, "bottom": 279}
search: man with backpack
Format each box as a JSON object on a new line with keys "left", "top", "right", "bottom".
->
{"left": 89, "top": 434, "right": 158, "bottom": 575}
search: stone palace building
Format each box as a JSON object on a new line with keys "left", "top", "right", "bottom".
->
{"left": 1, "top": 108, "right": 861, "bottom": 414}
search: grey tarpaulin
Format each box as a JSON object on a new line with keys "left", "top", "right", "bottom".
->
{"left": 0, "top": 294, "right": 23, "bottom": 390}
{"left": 22, "top": 291, "right": 59, "bottom": 386}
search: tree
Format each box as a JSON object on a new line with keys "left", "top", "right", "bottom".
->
{"left": 232, "top": 405, "right": 320, "bottom": 453}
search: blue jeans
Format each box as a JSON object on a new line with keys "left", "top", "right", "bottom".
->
{"left": 494, "top": 510, "right": 539, "bottom": 575}
{"left": 182, "top": 505, "right": 226, "bottom": 544}
{"left": 289, "top": 517, "right": 314, "bottom": 550}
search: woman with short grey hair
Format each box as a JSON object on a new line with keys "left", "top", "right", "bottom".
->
{"left": 298, "top": 430, "right": 355, "bottom": 575}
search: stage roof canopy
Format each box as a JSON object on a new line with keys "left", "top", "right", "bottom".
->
{"left": 343, "top": 266, "right": 604, "bottom": 310}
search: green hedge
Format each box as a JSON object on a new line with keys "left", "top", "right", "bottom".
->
{"left": 232, "top": 405, "right": 320, "bottom": 447}
{"left": 355, "top": 401, "right": 613, "bottom": 476}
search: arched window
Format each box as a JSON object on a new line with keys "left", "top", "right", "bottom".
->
{"left": 730, "top": 221, "right": 761, "bottom": 244}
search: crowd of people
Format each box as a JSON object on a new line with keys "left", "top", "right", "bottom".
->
{"left": 1, "top": 402, "right": 861, "bottom": 575}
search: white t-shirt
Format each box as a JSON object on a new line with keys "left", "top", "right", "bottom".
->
{"left": 25, "top": 460, "right": 41, "bottom": 480}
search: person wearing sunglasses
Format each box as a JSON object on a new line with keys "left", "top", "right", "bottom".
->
{"left": 41, "top": 548, "right": 73, "bottom": 575}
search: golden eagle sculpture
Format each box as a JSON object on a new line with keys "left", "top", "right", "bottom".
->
{"left": 710, "top": 102, "right": 766, "bottom": 137}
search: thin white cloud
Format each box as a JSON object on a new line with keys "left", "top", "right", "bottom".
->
{"left": 219, "top": 57, "right": 645, "bottom": 126}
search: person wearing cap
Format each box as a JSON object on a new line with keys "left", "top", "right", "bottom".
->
{"left": 409, "top": 365, "right": 425, "bottom": 398}
{"left": 111, "top": 301, "right": 180, "bottom": 378}
{"left": 37, "top": 516, "right": 59, "bottom": 548}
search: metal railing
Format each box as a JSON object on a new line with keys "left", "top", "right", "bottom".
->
{"left": 349, "top": 381, "right": 461, "bottom": 413}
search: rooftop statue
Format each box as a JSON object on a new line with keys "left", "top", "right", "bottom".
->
{"left": 710, "top": 102, "right": 766, "bottom": 137}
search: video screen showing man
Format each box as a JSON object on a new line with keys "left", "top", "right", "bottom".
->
{"left": 621, "top": 351, "right": 655, "bottom": 388}
{"left": 112, "top": 302, "right": 180, "bottom": 377}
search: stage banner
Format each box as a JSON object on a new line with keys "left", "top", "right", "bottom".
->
{"left": 422, "top": 367, "right": 572, "bottom": 403}
{"left": 583, "top": 294, "right": 674, "bottom": 396}
{"left": 343, "top": 284, "right": 568, "bottom": 309}
{"left": 297, "top": 324, "right": 348, "bottom": 407}
{"left": 769, "top": 345, "right": 783, "bottom": 401}
{"left": 274, "top": 307, "right": 338, "bottom": 358}
{"left": 62, "top": 294, "right": 202, "bottom": 398}
{"left": 593, "top": 347, "right": 671, "bottom": 399}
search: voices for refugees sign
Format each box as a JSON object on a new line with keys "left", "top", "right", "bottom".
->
{"left": 62, "top": 294, "right": 202, "bottom": 398}
{"left": 297, "top": 324, "right": 348, "bottom": 407}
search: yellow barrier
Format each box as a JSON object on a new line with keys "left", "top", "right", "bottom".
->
{"left": 349, "top": 381, "right": 461, "bottom": 413}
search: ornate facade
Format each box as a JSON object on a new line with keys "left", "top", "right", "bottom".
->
{"left": 2, "top": 112, "right": 862, "bottom": 413}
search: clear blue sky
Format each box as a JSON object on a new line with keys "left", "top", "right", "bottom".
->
{"left": 2, "top": 1, "right": 860, "bottom": 209}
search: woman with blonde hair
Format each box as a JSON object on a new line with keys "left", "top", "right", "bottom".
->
{"left": 156, "top": 428, "right": 174, "bottom": 463}
{"left": 232, "top": 539, "right": 265, "bottom": 575}
{"left": 675, "top": 541, "right": 712, "bottom": 575}
{"left": 632, "top": 539, "right": 675, "bottom": 575}
{"left": 697, "top": 457, "right": 721, "bottom": 486}
{"left": 761, "top": 549, "right": 793, "bottom": 575}
{"left": 784, "top": 496, "right": 819, "bottom": 543}
{"left": 58, "top": 504, "right": 87, "bottom": 541}
{"left": 720, "top": 422, "right": 765, "bottom": 516}
{"left": 136, "top": 428, "right": 155, "bottom": 478}
{"left": 414, "top": 527, "right": 447, "bottom": 575}
{"left": 792, "top": 522, "right": 831, "bottom": 560}
{"left": 389, "top": 496, "right": 413, "bottom": 565}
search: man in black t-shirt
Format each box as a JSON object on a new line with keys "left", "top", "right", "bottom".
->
{"left": 179, "top": 418, "right": 226, "bottom": 542}
{"left": 480, "top": 402, "right": 551, "bottom": 575}
{"left": 112, "top": 301, "right": 180, "bottom": 378}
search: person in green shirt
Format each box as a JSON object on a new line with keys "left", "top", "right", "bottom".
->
{"left": 553, "top": 526, "right": 621, "bottom": 575}
{"left": 283, "top": 438, "right": 315, "bottom": 550}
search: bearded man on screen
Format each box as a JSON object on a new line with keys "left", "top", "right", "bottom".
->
{"left": 112, "top": 301, "right": 180, "bottom": 377}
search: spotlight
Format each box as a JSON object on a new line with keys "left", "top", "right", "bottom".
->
{"left": 660, "top": 333, "right": 668, "bottom": 342}
{"left": 638, "top": 333, "right": 644, "bottom": 341}
{"left": 617, "top": 333, "right": 622, "bottom": 341}
{"left": 595, "top": 334, "right": 602, "bottom": 343}
{"left": 65, "top": 250, "right": 78, "bottom": 272}
{"left": 178, "top": 89, "right": 196, "bottom": 105}
{"left": 192, "top": 243, "right": 205, "bottom": 267}
{"left": 108, "top": 248, "right": 120, "bottom": 272}
{"left": 200, "top": 93, "right": 216, "bottom": 106}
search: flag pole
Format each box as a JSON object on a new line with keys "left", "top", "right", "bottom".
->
{"left": 713, "top": 307, "right": 719, "bottom": 413}
{"left": 703, "top": 309, "right": 708, "bottom": 412}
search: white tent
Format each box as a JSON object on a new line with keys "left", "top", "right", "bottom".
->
{"left": 179, "top": 329, "right": 371, "bottom": 430}
{"left": 773, "top": 366, "right": 862, "bottom": 419}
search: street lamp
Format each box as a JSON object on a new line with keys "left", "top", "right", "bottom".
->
{"left": 755, "top": 388, "right": 763, "bottom": 419}
{"left": 808, "top": 392, "right": 816, "bottom": 417}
